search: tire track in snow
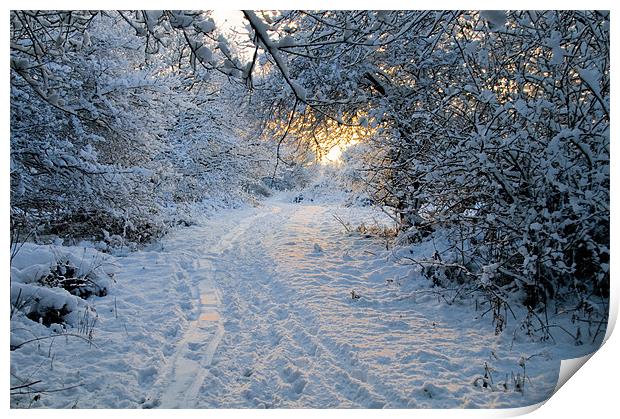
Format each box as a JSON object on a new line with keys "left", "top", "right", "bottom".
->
{"left": 154, "top": 207, "right": 279, "bottom": 408}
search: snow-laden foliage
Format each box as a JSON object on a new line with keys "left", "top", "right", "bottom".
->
{"left": 9, "top": 10, "right": 610, "bottom": 408}
{"left": 11, "top": 11, "right": 271, "bottom": 246}
{"left": 242, "top": 11, "right": 609, "bottom": 310}
{"left": 10, "top": 243, "right": 114, "bottom": 330}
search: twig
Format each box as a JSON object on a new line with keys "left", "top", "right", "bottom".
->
{"left": 10, "top": 380, "right": 42, "bottom": 391}
{"left": 332, "top": 213, "right": 351, "bottom": 232}
{"left": 11, "top": 383, "right": 82, "bottom": 395}
{"left": 11, "top": 333, "right": 98, "bottom": 351}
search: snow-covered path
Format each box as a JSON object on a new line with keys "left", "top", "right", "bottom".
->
{"left": 143, "top": 198, "right": 593, "bottom": 408}
{"left": 12, "top": 197, "right": 602, "bottom": 409}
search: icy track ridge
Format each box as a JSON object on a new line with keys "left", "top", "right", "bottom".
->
{"left": 155, "top": 208, "right": 276, "bottom": 408}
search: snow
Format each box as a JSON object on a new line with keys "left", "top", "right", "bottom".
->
{"left": 290, "top": 80, "right": 307, "bottom": 101}
{"left": 9, "top": 9, "right": 609, "bottom": 411}
{"left": 196, "top": 46, "right": 213, "bottom": 63}
{"left": 244, "top": 11, "right": 307, "bottom": 100}
{"left": 195, "top": 18, "right": 216, "bottom": 34}
{"left": 11, "top": 242, "right": 114, "bottom": 286}
{"left": 10, "top": 196, "right": 605, "bottom": 408}
{"left": 479, "top": 11, "right": 507, "bottom": 30}
{"left": 169, "top": 12, "right": 194, "bottom": 29}
{"left": 277, "top": 35, "right": 295, "bottom": 48}
{"left": 579, "top": 68, "right": 602, "bottom": 98}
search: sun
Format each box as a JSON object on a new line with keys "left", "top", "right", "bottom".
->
{"left": 321, "top": 145, "right": 343, "bottom": 164}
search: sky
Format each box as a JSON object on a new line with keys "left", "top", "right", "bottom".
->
{"left": 211, "top": 10, "right": 254, "bottom": 60}
{"left": 211, "top": 10, "right": 248, "bottom": 35}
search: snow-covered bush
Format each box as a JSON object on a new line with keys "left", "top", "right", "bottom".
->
{"left": 376, "top": 11, "right": 610, "bottom": 310}
{"left": 10, "top": 243, "right": 114, "bottom": 328}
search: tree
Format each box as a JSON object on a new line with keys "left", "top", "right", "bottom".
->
{"left": 11, "top": 10, "right": 271, "bottom": 245}
{"left": 240, "top": 10, "right": 610, "bottom": 310}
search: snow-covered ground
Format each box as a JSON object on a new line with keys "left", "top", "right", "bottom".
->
{"left": 10, "top": 194, "right": 605, "bottom": 408}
